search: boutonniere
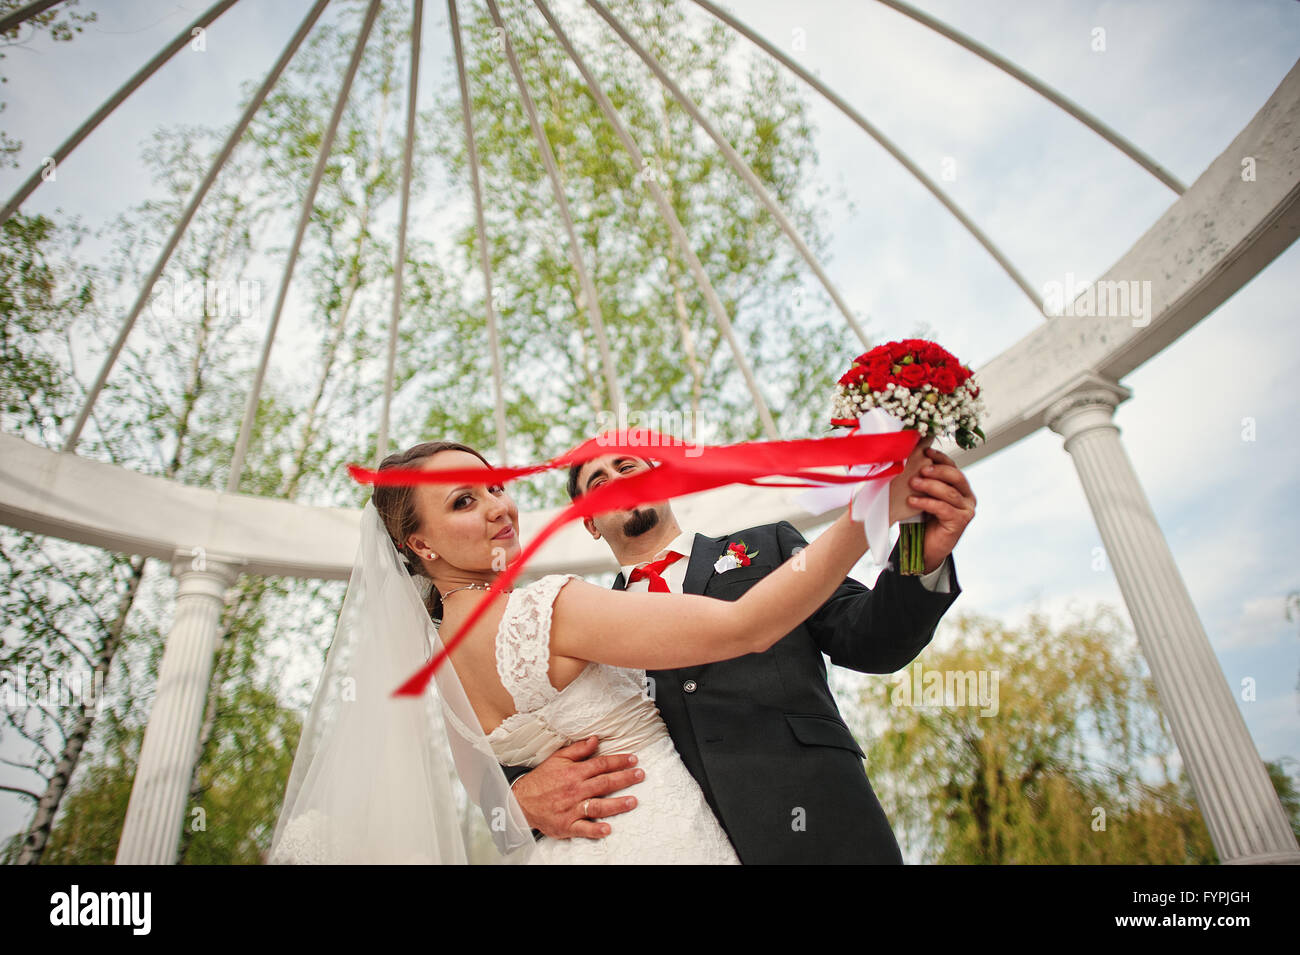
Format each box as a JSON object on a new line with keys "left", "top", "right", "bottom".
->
{"left": 714, "top": 541, "right": 759, "bottom": 574}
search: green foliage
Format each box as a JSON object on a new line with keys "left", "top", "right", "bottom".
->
{"left": 0, "top": 207, "right": 166, "bottom": 864}
{"left": 0, "top": 213, "right": 94, "bottom": 444}
{"left": 858, "top": 606, "right": 1220, "bottom": 863}
{"left": 177, "top": 682, "right": 303, "bottom": 865}
{"left": 1265, "top": 757, "right": 1300, "bottom": 840}
{"left": 27, "top": 729, "right": 138, "bottom": 865}
{"left": 239, "top": 0, "right": 435, "bottom": 507}
{"left": 412, "top": 0, "right": 850, "bottom": 491}
{"left": 0, "top": 0, "right": 97, "bottom": 168}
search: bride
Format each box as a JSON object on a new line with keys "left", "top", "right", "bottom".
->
{"left": 270, "top": 439, "right": 921, "bottom": 864}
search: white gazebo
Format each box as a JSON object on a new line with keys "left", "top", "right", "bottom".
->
{"left": 0, "top": 0, "right": 1296, "bottom": 864}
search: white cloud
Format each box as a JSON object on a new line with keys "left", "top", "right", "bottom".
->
{"left": 1222, "top": 594, "right": 1298, "bottom": 652}
{"left": 1246, "top": 692, "right": 1300, "bottom": 764}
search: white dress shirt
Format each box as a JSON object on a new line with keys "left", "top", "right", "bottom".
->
{"left": 618, "top": 530, "right": 698, "bottom": 594}
{"left": 619, "top": 528, "right": 951, "bottom": 594}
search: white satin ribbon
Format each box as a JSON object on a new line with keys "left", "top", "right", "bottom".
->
{"left": 797, "top": 409, "right": 904, "bottom": 567}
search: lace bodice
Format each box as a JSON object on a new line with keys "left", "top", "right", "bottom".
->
{"left": 487, "top": 574, "right": 663, "bottom": 764}
{"left": 494, "top": 573, "right": 582, "bottom": 716}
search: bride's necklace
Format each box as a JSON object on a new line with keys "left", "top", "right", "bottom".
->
{"left": 439, "top": 582, "right": 511, "bottom": 601}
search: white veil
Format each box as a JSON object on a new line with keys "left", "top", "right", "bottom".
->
{"left": 269, "top": 500, "right": 534, "bottom": 864}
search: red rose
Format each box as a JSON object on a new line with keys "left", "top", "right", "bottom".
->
{"left": 728, "top": 543, "right": 751, "bottom": 566}
{"left": 898, "top": 363, "right": 927, "bottom": 388}
{"left": 887, "top": 341, "right": 910, "bottom": 362}
{"left": 838, "top": 364, "right": 867, "bottom": 387}
{"left": 933, "top": 367, "right": 958, "bottom": 393}
{"left": 924, "top": 343, "right": 953, "bottom": 366}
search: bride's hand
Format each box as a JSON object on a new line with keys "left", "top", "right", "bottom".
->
{"left": 510, "top": 736, "right": 644, "bottom": 840}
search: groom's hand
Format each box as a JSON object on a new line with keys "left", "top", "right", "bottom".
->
{"left": 511, "top": 736, "right": 643, "bottom": 839}
{"left": 906, "top": 447, "right": 976, "bottom": 574}
{"left": 887, "top": 439, "right": 931, "bottom": 526}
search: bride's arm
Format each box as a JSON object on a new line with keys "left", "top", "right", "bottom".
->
{"left": 550, "top": 509, "right": 875, "bottom": 669}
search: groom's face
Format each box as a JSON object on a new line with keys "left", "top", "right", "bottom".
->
{"left": 573, "top": 455, "right": 669, "bottom": 544}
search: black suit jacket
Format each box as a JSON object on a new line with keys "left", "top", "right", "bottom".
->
{"left": 616, "top": 521, "right": 960, "bottom": 864}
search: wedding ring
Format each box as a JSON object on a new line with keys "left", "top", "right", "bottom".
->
{"left": 582, "top": 799, "right": 591, "bottom": 818}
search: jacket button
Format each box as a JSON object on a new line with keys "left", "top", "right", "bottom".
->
{"left": 683, "top": 680, "right": 698, "bottom": 693}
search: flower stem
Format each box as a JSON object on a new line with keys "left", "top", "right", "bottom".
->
{"left": 900, "top": 521, "right": 924, "bottom": 575}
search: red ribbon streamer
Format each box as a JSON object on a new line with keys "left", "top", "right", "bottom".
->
{"left": 347, "top": 427, "right": 917, "bottom": 696}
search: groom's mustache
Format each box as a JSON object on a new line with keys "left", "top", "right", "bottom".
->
{"left": 622, "top": 507, "right": 660, "bottom": 538}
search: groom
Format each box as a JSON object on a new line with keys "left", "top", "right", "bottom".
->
{"left": 505, "top": 443, "right": 974, "bottom": 863}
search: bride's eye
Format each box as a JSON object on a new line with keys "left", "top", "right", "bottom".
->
{"left": 489, "top": 484, "right": 505, "bottom": 495}
{"left": 454, "top": 493, "right": 473, "bottom": 510}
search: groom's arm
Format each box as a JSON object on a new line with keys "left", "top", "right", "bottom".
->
{"left": 794, "top": 445, "right": 974, "bottom": 671}
{"left": 776, "top": 521, "right": 960, "bottom": 674}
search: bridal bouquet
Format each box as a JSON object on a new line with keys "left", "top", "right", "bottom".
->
{"left": 829, "top": 339, "right": 985, "bottom": 574}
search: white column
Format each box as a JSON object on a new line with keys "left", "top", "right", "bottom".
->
{"left": 1045, "top": 380, "right": 1300, "bottom": 864}
{"left": 115, "top": 550, "right": 241, "bottom": 864}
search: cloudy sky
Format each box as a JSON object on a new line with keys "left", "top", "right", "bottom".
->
{"left": 2, "top": 0, "right": 1298, "bottom": 845}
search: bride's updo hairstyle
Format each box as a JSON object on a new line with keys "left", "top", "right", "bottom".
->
{"left": 372, "top": 440, "right": 492, "bottom": 622}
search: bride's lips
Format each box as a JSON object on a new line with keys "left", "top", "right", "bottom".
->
{"left": 492, "top": 524, "right": 516, "bottom": 541}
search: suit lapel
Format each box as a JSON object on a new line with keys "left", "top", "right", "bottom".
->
{"left": 612, "top": 570, "right": 627, "bottom": 591}
{"left": 681, "top": 532, "right": 721, "bottom": 596}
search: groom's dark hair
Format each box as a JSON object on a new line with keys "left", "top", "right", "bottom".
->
{"left": 566, "top": 454, "right": 654, "bottom": 501}
{"left": 566, "top": 463, "right": 584, "bottom": 501}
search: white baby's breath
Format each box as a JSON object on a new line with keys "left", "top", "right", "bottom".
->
{"left": 831, "top": 368, "right": 986, "bottom": 447}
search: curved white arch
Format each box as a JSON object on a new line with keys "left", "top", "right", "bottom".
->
{"left": 957, "top": 57, "right": 1300, "bottom": 470}
{"left": 4, "top": 58, "right": 1295, "bottom": 577}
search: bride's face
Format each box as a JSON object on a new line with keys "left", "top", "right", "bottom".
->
{"left": 408, "top": 450, "right": 520, "bottom": 572}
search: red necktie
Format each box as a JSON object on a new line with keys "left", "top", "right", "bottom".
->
{"left": 627, "top": 551, "right": 685, "bottom": 593}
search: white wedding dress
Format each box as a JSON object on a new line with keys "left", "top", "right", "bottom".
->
{"left": 488, "top": 574, "right": 740, "bottom": 865}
